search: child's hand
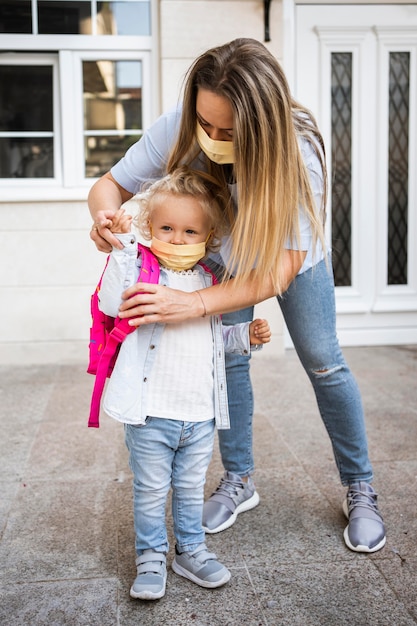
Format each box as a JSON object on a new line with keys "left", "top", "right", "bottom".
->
{"left": 249, "top": 318, "right": 271, "bottom": 345}
{"left": 109, "top": 208, "right": 132, "bottom": 234}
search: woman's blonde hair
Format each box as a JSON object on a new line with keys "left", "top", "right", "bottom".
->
{"left": 167, "top": 38, "right": 327, "bottom": 294}
{"left": 134, "top": 166, "right": 229, "bottom": 253}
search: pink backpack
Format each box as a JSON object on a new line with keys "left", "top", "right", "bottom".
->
{"left": 87, "top": 243, "right": 160, "bottom": 428}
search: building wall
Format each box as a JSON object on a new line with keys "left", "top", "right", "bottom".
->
{"left": 0, "top": 199, "right": 105, "bottom": 365}
{"left": 0, "top": 0, "right": 285, "bottom": 366}
{"left": 159, "top": 0, "right": 283, "bottom": 110}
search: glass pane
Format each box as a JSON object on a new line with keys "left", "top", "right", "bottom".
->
{"left": 0, "top": 65, "right": 53, "bottom": 131}
{"left": 85, "top": 134, "right": 140, "bottom": 178}
{"left": 83, "top": 59, "right": 142, "bottom": 177}
{"left": 388, "top": 51, "right": 409, "bottom": 285}
{"left": 38, "top": 1, "right": 92, "bottom": 35}
{"left": 0, "top": 138, "right": 53, "bottom": 178}
{"left": 331, "top": 52, "right": 352, "bottom": 287}
{"left": 0, "top": 64, "right": 54, "bottom": 178}
{"left": 0, "top": 0, "right": 32, "bottom": 33}
{"left": 97, "top": 1, "right": 150, "bottom": 36}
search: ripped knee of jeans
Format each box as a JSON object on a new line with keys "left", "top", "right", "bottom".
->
{"left": 311, "top": 363, "right": 344, "bottom": 377}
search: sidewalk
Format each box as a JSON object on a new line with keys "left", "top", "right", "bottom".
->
{"left": 0, "top": 345, "right": 416, "bottom": 626}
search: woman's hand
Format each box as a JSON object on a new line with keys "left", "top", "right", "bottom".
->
{"left": 118, "top": 283, "right": 205, "bottom": 326}
{"left": 90, "top": 210, "right": 125, "bottom": 251}
{"left": 88, "top": 172, "right": 134, "bottom": 252}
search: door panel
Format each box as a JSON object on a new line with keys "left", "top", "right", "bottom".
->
{"left": 295, "top": 4, "right": 417, "bottom": 345}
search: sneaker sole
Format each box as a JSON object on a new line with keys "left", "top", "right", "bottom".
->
{"left": 203, "top": 490, "right": 260, "bottom": 534}
{"left": 130, "top": 585, "right": 166, "bottom": 600}
{"left": 172, "top": 559, "right": 231, "bottom": 588}
{"left": 342, "top": 498, "right": 386, "bottom": 553}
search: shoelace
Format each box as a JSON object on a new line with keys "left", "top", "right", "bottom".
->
{"left": 347, "top": 486, "right": 381, "bottom": 516}
{"left": 214, "top": 476, "right": 245, "bottom": 498}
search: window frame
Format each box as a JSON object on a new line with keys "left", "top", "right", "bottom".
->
{"left": 0, "top": 32, "right": 155, "bottom": 200}
{"left": 0, "top": 52, "right": 61, "bottom": 187}
{"left": 66, "top": 49, "right": 151, "bottom": 186}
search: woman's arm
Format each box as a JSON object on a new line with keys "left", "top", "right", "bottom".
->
{"left": 88, "top": 172, "right": 134, "bottom": 252}
{"left": 118, "top": 249, "right": 307, "bottom": 326}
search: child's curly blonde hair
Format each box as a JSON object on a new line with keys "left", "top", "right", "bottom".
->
{"left": 133, "top": 166, "right": 230, "bottom": 253}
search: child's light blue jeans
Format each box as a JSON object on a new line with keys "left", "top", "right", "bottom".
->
{"left": 125, "top": 417, "right": 215, "bottom": 556}
{"left": 218, "top": 255, "right": 373, "bottom": 486}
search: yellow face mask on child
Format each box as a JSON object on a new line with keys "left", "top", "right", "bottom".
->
{"left": 150, "top": 237, "right": 208, "bottom": 271}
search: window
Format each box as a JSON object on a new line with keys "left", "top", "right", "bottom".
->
{"left": 0, "top": 1, "right": 151, "bottom": 36}
{"left": 83, "top": 59, "right": 143, "bottom": 178}
{"left": 331, "top": 52, "right": 353, "bottom": 287}
{"left": 0, "top": 57, "right": 56, "bottom": 179}
{"left": 0, "top": 0, "right": 152, "bottom": 189}
{"left": 387, "top": 51, "right": 409, "bottom": 285}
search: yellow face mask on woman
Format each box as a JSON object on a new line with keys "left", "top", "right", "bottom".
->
{"left": 150, "top": 237, "right": 208, "bottom": 271}
{"left": 196, "top": 123, "right": 234, "bottom": 165}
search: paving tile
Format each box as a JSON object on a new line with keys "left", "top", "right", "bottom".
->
{"left": 248, "top": 559, "right": 417, "bottom": 626}
{"left": 118, "top": 567, "right": 265, "bottom": 626}
{"left": 0, "top": 579, "right": 119, "bottom": 626}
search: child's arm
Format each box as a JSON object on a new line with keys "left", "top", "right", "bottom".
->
{"left": 248, "top": 318, "right": 271, "bottom": 346}
{"left": 221, "top": 318, "right": 271, "bottom": 354}
{"left": 98, "top": 211, "right": 138, "bottom": 317}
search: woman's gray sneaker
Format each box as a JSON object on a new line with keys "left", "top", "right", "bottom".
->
{"left": 343, "top": 482, "right": 386, "bottom": 553}
{"left": 202, "top": 470, "right": 260, "bottom": 534}
{"left": 172, "top": 543, "right": 231, "bottom": 588}
{"left": 130, "top": 550, "right": 167, "bottom": 600}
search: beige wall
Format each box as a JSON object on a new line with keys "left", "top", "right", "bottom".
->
{"left": 0, "top": 0, "right": 285, "bottom": 366}
{"left": 159, "top": 0, "right": 283, "bottom": 110}
{"left": 0, "top": 199, "right": 105, "bottom": 365}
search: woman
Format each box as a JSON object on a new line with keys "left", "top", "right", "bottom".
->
{"left": 88, "top": 38, "right": 386, "bottom": 553}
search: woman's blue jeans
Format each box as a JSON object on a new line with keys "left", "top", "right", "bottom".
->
{"left": 125, "top": 417, "right": 215, "bottom": 556}
{"left": 220, "top": 256, "right": 373, "bottom": 486}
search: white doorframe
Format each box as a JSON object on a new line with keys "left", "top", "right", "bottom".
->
{"left": 284, "top": 1, "right": 417, "bottom": 346}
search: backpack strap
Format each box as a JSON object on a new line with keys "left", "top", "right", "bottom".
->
{"left": 198, "top": 262, "right": 219, "bottom": 285}
{"left": 88, "top": 244, "right": 160, "bottom": 428}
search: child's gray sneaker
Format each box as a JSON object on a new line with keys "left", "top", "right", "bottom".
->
{"left": 172, "top": 543, "right": 231, "bottom": 588}
{"left": 342, "top": 481, "right": 386, "bottom": 553}
{"left": 130, "top": 549, "right": 167, "bottom": 600}
{"left": 202, "top": 470, "right": 259, "bottom": 533}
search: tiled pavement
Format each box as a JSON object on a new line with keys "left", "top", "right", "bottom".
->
{"left": 0, "top": 345, "right": 416, "bottom": 625}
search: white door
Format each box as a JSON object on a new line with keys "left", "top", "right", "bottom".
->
{"left": 294, "top": 3, "right": 417, "bottom": 346}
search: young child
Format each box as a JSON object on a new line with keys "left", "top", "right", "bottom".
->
{"left": 97, "top": 167, "right": 271, "bottom": 600}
